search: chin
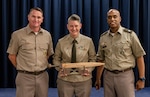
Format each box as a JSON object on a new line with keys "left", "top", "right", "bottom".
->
{"left": 71, "top": 34, "right": 78, "bottom": 38}
{"left": 110, "top": 25, "right": 117, "bottom": 28}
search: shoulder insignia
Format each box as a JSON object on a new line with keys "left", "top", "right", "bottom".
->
{"left": 123, "top": 28, "right": 132, "bottom": 33}
{"left": 101, "top": 31, "right": 108, "bottom": 36}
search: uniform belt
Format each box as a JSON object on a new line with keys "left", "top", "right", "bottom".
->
{"left": 17, "top": 69, "right": 46, "bottom": 75}
{"left": 105, "top": 68, "right": 132, "bottom": 74}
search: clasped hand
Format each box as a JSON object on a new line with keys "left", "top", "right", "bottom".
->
{"left": 80, "top": 68, "right": 90, "bottom": 76}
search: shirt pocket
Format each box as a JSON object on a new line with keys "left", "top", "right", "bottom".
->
{"left": 116, "top": 41, "right": 131, "bottom": 57}
{"left": 21, "top": 43, "right": 35, "bottom": 50}
{"left": 100, "top": 43, "right": 111, "bottom": 56}
{"left": 39, "top": 44, "right": 48, "bottom": 56}
{"left": 39, "top": 44, "right": 48, "bottom": 50}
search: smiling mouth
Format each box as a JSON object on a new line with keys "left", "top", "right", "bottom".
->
{"left": 110, "top": 22, "right": 116, "bottom": 24}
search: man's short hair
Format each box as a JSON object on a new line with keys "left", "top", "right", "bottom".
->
{"left": 29, "top": 7, "right": 43, "bottom": 15}
{"left": 68, "top": 14, "right": 81, "bottom": 22}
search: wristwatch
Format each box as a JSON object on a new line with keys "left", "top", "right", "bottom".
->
{"left": 139, "top": 77, "right": 146, "bottom": 82}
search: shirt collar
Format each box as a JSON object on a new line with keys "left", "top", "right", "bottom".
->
{"left": 26, "top": 24, "right": 43, "bottom": 34}
{"left": 108, "top": 26, "right": 123, "bottom": 35}
{"left": 68, "top": 34, "right": 81, "bottom": 44}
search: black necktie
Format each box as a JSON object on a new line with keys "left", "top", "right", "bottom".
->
{"left": 71, "top": 39, "right": 77, "bottom": 63}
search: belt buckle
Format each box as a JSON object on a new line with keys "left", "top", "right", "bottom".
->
{"left": 33, "top": 70, "right": 45, "bottom": 75}
{"left": 33, "top": 72, "right": 39, "bottom": 75}
{"left": 113, "top": 70, "right": 121, "bottom": 74}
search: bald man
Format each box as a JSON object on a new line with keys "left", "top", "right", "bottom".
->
{"left": 95, "top": 9, "right": 146, "bottom": 97}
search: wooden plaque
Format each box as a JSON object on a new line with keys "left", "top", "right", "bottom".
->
{"left": 62, "top": 62, "right": 104, "bottom": 68}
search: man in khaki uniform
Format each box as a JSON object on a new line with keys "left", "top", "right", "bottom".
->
{"left": 7, "top": 7, "right": 54, "bottom": 97}
{"left": 95, "top": 9, "right": 146, "bottom": 97}
{"left": 53, "top": 14, "right": 96, "bottom": 97}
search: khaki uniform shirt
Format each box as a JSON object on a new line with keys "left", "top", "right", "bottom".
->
{"left": 7, "top": 25, "right": 54, "bottom": 72}
{"left": 53, "top": 34, "right": 96, "bottom": 82}
{"left": 97, "top": 26, "right": 146, "bottom": 71}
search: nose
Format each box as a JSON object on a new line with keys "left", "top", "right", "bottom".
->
{"left": 73, "top": 27, "right": 76, "bottom": 30}
{"left": 111, "top": 17, "right": 115, "bottom": 20}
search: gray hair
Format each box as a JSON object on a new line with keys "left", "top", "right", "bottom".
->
{"left": 68, "top": 14, "right": 81, "bottom": 22}
{"left": 29, "top": 7, "right": 43, "bottom": 15}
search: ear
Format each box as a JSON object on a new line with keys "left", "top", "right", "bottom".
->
{"left": 119, "top": 17, "right": 122, "bottom": 22}
{"left": 80, "top": 23, "right": 82, "bottom": 29}
{"left": 67, "top": 24, "right": 69, "bottom": 29}
{"left": 41, "top": 17, "right": 44, "bottom": 23}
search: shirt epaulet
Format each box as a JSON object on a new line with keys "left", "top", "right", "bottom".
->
{"left": 123, "top": 28, "right": 132, "bottom": 33}
{"left": 101, "top": 31, "right": 108, "bottom": 36}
